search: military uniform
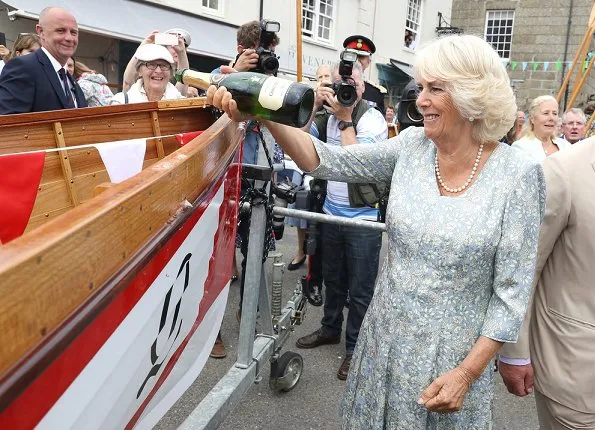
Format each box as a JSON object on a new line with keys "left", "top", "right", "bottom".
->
{"left": 363, "top": 80, "right": 386, "bottom": 114}
{"left": 343, "top": 35, "right": 386, "bottom": 114}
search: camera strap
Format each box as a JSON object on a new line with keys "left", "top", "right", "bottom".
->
{"left": 236, "top": 122, "right": 276, "bottom": 261}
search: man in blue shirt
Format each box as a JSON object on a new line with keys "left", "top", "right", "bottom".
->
{"left": 296, "top": 61, "right": 387, "bottom": 380}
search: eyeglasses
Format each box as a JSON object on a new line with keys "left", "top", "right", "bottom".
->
{"left": 144, "top": 62, "right": 171, "bottom": 71}
{"left": 564, "top": 121, "right": 585, "bottom": 126}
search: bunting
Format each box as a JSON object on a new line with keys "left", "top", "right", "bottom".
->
{"left": 95, "top": 138, "right": 147, "bottom": 184}
{"left": 0, "top": 151, "right": 46, "bottom": 244}
{"left": 176, "top": 131, "right": 204, "bottom": 146}
{"left": 506, "top": 59, "right": 593, "bottom": 73}
{"left": 0, "top": 134, "right": 198, "bottom": 243}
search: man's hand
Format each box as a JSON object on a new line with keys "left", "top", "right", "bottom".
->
{"left": 233, "top": 49, "right": 259, "bottom": 72}
{"left": 313, "top": 85, "right": 334, "bottom": 111}
{"left": 323, "top": 92, "right": 355, "bottom": 122}
{"left": 418, "top": 367, "right": 473, "bottom": 413}
{"left": 498, "top": 362, "right": 534, "bottom": 397}
{"left": 0, "top": 45, "right": 9, "bottom": 59}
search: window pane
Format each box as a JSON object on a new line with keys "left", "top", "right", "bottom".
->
{"left": 485, "top": 9, "right": 514, "bottom": 59}
{"left": 304, "top": 0, "right": 334, "bottom": 42}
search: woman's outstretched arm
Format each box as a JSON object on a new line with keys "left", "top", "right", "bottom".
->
{"left": 207, "top": 85, "right": 321, "bottom": 172}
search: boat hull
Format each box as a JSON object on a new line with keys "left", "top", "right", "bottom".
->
{"left": 0, "top": 103, "right": 243, "bottom": 428}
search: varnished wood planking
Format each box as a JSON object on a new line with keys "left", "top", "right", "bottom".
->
{"left": 53, "top": 122, "right": 80, "bottom": 207}
{"left": 0, "top": 114, "right": 242, "bottom": 379}
{"left": 0, "top": 100, "right": 216, "bottom": 232}
{"left": 60, "top": 112, "right": 155, "bottom": 146}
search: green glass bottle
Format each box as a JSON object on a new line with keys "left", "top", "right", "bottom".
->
{"left": 175, "top": 68, "right": 314, "bottom": 128}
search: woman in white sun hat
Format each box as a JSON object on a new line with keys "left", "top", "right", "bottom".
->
{"left": 111, "top": 44, "right": 184, "bottom": 104}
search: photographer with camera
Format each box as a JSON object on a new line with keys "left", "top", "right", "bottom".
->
{"left": 210, "top": 19, "right": 283, "bottom": 359}
{"left": 291, "top": 64, "right": 334, "bottom": 308}
{"left": 296, "top": 55, "right": 387, "bottom": 380}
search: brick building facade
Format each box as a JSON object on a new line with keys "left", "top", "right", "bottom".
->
{"left": 450, "top": 0, "right": 595, "bottom": 112}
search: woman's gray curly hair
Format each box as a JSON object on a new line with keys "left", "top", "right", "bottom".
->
{"left": 413, "top": 34, "right": 517, "bottom": 143}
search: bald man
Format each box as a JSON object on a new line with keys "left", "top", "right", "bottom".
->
{"left": 0, "top": 6, "right": 87, "bottom": 114}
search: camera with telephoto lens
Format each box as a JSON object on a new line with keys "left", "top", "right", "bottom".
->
{"left": 397, "top": 79, "right": 424, "bottom": 131}
{"left": 322, "top": 50, "right": 359, "bottom": 107}
{"left": 253, "top": 19, "right": 281, "bottom": 75}
{"left": 271, "top": 180, "right": 303, "bottom": 240}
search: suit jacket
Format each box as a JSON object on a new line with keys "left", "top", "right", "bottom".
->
{"left": 500, "top": 138, "right": 595, "bottom": 412}
{"left": 0, "top": 48, "right": 87, "bottom": 115}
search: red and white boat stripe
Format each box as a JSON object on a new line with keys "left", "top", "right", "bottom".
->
{"left": 0, "top": 165, "right": 239, "bottom": 429}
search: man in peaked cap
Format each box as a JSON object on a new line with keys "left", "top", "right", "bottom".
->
{"left": 343, "top": 35, "right": 386, "bottom": 114}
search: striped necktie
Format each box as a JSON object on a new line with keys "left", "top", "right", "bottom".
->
{"left": 58, "top": 68, "right": 75, "bottom": 108}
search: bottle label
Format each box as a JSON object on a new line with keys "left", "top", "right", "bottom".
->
{"left": 258, "top": 77, "right": 292, "bottom": 111}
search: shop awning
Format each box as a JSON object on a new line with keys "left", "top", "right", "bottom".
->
{"left": 389, "top": 59, "right": 414, "bottom": 77}
{"left": 1, "top": 0, "right": 238, "bottom": 61}
{"left": 377, "top": 61, "right": 413, "bottom": 84}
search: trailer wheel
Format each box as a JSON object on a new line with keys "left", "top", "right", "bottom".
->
{"left": 269, "top": 351, "right": 303, "bottom": 392}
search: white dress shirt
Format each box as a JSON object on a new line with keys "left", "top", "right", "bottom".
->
{"left": 41, "top": 47, "right": 78, "bottom": 107}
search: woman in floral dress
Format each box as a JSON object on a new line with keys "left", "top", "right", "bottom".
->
{"left": 207, "top": 34, "right": 546, "bottom": 429}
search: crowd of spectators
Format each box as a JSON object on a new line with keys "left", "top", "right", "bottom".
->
{"left": 0, "top": 7, "right": 198, "bottom": 114}
{"left": 1, "top": 7, "right": 594, "bottom": 430}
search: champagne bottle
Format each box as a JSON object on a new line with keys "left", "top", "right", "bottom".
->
{"left": 175, "top": 68, "right": 315, "bottom": 128}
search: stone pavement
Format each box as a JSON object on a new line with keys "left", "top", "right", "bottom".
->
{"left": 157, "top": 226, "right": 539, "bottom": 430}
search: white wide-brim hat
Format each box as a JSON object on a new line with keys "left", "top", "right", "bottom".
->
{"left": 135, "top": 43, "right": 175, "bottom": 65}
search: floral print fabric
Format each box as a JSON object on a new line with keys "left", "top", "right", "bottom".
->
{"left": 308, "top": 126, "right": 546, "bottom": 429}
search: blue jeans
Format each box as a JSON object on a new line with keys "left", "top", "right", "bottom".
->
{"left": 320, "top": 222, "right": 381, "bottom": 354}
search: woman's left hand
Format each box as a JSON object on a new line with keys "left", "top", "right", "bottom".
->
{"left": 206, "top": 84, "right": 252, "bottom": 123}
{"left": 172, "top": 36, "right": 186, "bottom": 54}
{"left": 418, "top": 367, "right": 474, "bottom": 413}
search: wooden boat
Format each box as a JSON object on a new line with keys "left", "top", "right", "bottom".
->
{"left": 0, "top": 99, "right": 243, "bottom": 429}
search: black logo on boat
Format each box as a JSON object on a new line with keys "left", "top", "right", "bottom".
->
{"left": 137, "top": 253, "right": 192, "bottom": 398}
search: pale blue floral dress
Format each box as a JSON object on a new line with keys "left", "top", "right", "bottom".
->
{"left": 309, "top": 126, "right": 546, "bottom": 429}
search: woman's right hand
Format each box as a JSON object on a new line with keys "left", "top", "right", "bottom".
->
{"left": 418, "top": 366, "right": 475, "bottom": 413}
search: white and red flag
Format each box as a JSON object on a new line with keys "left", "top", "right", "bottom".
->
{"left": 95, "top": 138, "right": 147, "bottom": 183}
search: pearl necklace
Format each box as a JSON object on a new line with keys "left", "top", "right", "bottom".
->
{"left": 435, "top": 142, "right": 484, "bottom": 193}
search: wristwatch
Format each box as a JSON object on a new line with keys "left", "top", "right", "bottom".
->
{"left": 338, "top": 120, "right": 354, "bottom": 130}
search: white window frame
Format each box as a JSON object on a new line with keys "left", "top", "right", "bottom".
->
{"left": 484, "top": 9, "right": 515, "bottom": 61}
{"left": 202, "top": 0, "right": 224, "bottom": 17}
{"left": 404, "top": 0, "right": 423, "bottom": 49}
{"left": 302, "top": 0, "right": 335, "bottom": 44}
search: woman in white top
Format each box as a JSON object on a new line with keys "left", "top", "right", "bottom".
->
{"left": 512, "top": 95, "right": 571, "bottom": 161}
{"left": 111, "top": 44, "right": 184, "bottom": 104}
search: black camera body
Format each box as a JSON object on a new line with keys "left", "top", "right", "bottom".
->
{"left": 271, "top": 180, "right": 304, "bottom": 240}
{"left": 323, "top": 50, "right": 359, "bottom": 107}
{"left": 397, "top": 79, "right": 424, "bottom": 131}
{"left": 254, "top": 19, "right": 281, "bottom": 75}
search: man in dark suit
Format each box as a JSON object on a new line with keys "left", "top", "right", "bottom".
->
{"left": 0, "top": 7, "right": 87, "bottom": 114}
